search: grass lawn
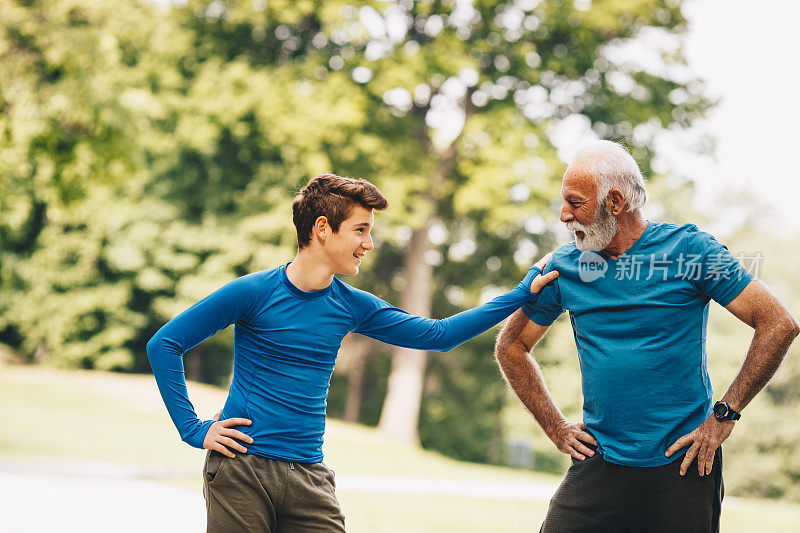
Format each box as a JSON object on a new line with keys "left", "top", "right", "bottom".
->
{"left": 1, "top": 363, "right": 797, "bottom": 532}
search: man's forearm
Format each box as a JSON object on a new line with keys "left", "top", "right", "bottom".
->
{"left": 495, "top": 339, "right": 565, "bottom": 437}
{"left": 722, "top": 316, "right": 799, "bottom": 411}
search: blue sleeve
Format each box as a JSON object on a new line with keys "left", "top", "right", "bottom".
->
{"left": 351, "top": 265, "right": 545, "bottom": 352}
{"left": 522, "top": 263, "right": 564, "bottom": 326}
{"left": 686, "top": 229, "right": 754, "bottom": 306}
{"left": 146, "top": 274, "right": 264, "bottom": 448}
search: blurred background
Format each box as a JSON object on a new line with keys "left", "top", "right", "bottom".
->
{"left": 1, "top": 0, "right": 799, "bottom": 531}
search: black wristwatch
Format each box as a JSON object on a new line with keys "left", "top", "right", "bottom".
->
{"left": 713, "top": 400, "right": 741, "bottom": 421}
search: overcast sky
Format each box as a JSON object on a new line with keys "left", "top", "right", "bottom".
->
{"left": 682, "top": 0, "right": 800, "bottom": 228}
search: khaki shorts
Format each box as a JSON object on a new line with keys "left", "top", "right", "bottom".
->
{"left": 203, "top": 450, "right": 346, "bottom": 532}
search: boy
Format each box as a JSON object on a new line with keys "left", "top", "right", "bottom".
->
{"left": 147, "top": 173, "right": 557, "bottom": 531}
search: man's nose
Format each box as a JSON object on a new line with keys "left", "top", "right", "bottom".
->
{"left": 560, "top": 203, "right": 573, "bottom": 223}
{"left": 363, "top": 235, "right": 374, "bottom": 250}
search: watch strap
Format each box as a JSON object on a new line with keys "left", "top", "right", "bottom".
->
{"left": 714, "top": 400, "right": 741, "bottom": 421}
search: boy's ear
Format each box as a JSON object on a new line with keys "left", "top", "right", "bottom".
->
{"left": 313, "top": 216, "right": 329, "bottom": 243}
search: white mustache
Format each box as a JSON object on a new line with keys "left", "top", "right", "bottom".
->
{"left": 565, "top": 221, "right": 591, "bottom": 233}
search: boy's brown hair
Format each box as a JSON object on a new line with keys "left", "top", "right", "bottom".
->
{"left": 292, "top": 173, "right": 388, "bottom": 249}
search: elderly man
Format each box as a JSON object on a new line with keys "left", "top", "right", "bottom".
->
{"left": 495, "top": 140, "right": 798, "bottom": 532}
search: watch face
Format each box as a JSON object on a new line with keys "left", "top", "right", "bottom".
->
{"left": 714, "top": 403, "right": 728, "bottom": 418}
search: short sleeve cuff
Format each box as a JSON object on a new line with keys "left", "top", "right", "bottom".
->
{"left": 712, "top": 271, "right": 754, "bottom": 307}
{"left": 522, "top": 305, "right": 560, "bottom": 327}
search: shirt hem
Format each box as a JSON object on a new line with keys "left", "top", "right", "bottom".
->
{"left": 247, "top": 448, "right": 324, "bottom": 464}
{"left": 600, "top": 448, "right": 687, "bottom": 467}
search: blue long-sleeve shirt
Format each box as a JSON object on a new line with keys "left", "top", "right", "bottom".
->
{"left": 147, "top": 263, "right": 541, "bottom": 462}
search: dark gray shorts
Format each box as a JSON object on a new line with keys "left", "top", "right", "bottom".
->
{"left": 203, "top": 450, "right": 346, "bottom": 532}
{"left": 541, "top": 446, "right": 723, "bottom": 533}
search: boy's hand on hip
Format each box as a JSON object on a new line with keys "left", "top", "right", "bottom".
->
{"left": 203, "top": 417, "right": 253, "bottom": 458}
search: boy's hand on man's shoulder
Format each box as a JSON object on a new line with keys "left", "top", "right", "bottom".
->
{"left": 526, "top": 252, "right": 559, "bottom": 294}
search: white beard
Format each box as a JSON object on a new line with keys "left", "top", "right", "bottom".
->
{"left": 566, "top": 202, "right": 619, "bottom": 252}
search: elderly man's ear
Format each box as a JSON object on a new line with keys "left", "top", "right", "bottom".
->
{"left": 607, "top": 189, "right": 627, "bottom": 216}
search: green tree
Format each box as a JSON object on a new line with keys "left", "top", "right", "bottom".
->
{"left": 131, "top": 0, "right": 711, "bottom": 449}
{"left": 1, "top": 0, "right": 715, "bottom": 467}
{"left": 311, "top": 0, "right": 709, "bottom": 445}
{"left": 0, "top": 0, "right": 173, "bottom": 366}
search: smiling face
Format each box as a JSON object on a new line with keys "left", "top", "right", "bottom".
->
{"left": 560, "top": 160, "right": 619, "bottom": 252}
{"left": 321, "top": 205, "right": 375, "bottom": 275}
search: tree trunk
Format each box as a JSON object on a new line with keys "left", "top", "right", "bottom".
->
{"left": 377, "top": 224, "right": 433, "bottom": 445}
{"left": 485, "top": 395, "right": 506, "bottom": 464}
{"left": 376, "top": 143, "right": 457, "bottom": 446}
{"left": 185, "top": 347, "right": 203, "bottom": 382}
{"left": 340, "top": 334, "right": 370, "bottom": 423}
{"left": 33, "top": 341, "right": 49, "bottom": 364}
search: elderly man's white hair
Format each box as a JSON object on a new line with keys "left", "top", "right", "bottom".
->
{"left": 572, "top": 140, "right": 648, "bottom": 212}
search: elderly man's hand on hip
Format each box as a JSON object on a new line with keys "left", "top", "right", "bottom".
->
{"left": 548, "top": 420, "right": 598, "bottom": 461}
{"left": 665, "top": 415, "right": 735, "bottom": 476}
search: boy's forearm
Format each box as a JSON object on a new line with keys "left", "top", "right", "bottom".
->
{"left": 147, "top": 333, "right": 213, "bottom": 448}
{"left": 359, "top": 284, "right": 537, "bottom": 352}
{"left": 144, "top": 278, "right": 252, "bottom": 447}
{"left": 357, "top": 263, "right": 556, "bottom": 351}
{"left": 433, "top": 285, "right": 538, "bottom": 351}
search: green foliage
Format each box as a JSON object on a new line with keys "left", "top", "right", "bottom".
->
{"left": 417, "top": 332, "right": 507, "bottom": 464}
{"left": 302, "top": 0, "right": 707, "bottom": 466}
{"left": 701, "top": 232, "right": 800, "bottom": 501}
{"left": 7, "top": 0, "right": 797, "bottom": 505}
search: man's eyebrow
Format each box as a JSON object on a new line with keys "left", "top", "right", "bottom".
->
{"left": 352, "top": 222, "right": 372, "bottom": 228}
{"left": 563, "top": 193, "right": 584, "bottom": 201}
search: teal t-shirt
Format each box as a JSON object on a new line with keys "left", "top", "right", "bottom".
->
{"left": 523, "top": 222, "right": 753, "bottom": 466}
